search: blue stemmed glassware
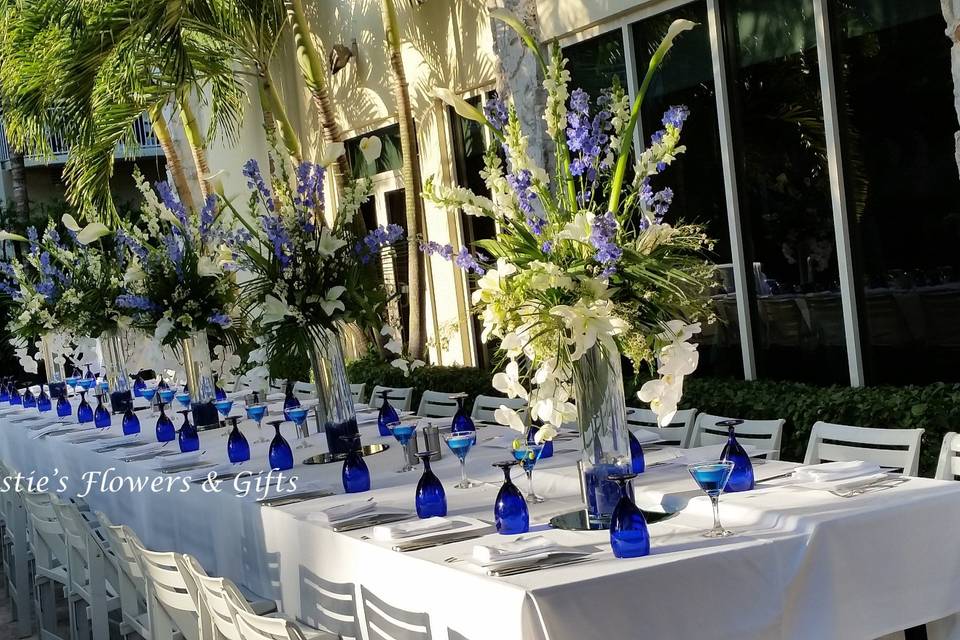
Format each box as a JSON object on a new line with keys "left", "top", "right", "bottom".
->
{"left": 450, "top": 393, "right": 475, "bottom": 436}
{"left": 608, "top": 473, "right": 650, "bottom": 558}
{"left": 77, "top": 391, "right": 93, "bottom": 424}
{"left": 22, "top": 387, "right": 36, "bottom": 409}
{"left": 132, "top": 374, "right": 146, "bottom": 398}
{"left": 56, "top": 392, "right": 71, "bottom": 418}
{"left": 245, "top": 403, "right": 268, "bottom": 443}
{"left": 77, "top": 377, "right": 96, "bottom": 394}
{"left": 155, "top": 402, "right": 175, "bottom": 442}
{"left": 177, "top": 410, "right": 200, "bottom": 452}
{"left": 175, "top": 391, "right": 192, "bottom": 411}
{"left": 36, "top": 386, "right": 51, "bottom": 413}
{"left": 415, "top": 451, "right": 447, "bottom": 518}
{"left": 83, "top": 363, "right": 95, "bottom": 380}
{"left": 387, "top": 422, "right": 417, "bottom": 473}
{"left": 214, "top": 382, "right": 227, "bottom": 402}
{"left": 157, "top": 378, "right": 169, "bottom": 391}
{"left": 283, "top": 384, "right": 301, "bottom": 421}
{"left": 442, "top": 431, "right": 478, "bottom": 489}
{"left": 377, "top": 390, "right": 399, "bottom": 437}
{"left": 719, "top": 420, "right": 754, "bottom": 492}
{"left": 287, "top": 406, "right": 310, "bottom": 449}
{"left": 158, "top": 388, "right": 175, "bottom": 406}
{"left": 268, "top": 419, "right": 294, "bottom": 471}
{"left": 8, "top": 383, "right": 20, "bottom": 406}
{"left": 512, "top": 440, "right": 545, "bottom": 503}
{"left": 226, "top": 416, "right": 250, "bottom": 463}
{"left": 215, "top": 399, "right": 234, "bottom": 422}
{"left": 141, "top": 387, "right": 158, "bottom": 415}
{"left": 122, "top": 407, "right": 141, "bottom": 436}
{"left": 526, "top": 426, "right": 553, "bottom": 459}
{"left": 628, "top": 430, "right": 646, "bottom": 474}
{"left": 688, "top": 460, "right": 736, "bottom": 538}
{"left": 0, "top": 380, "right": 9, "bottom": 402}
{"left": 93, "top": 394, "right": 111, "bottom": 428}
{"left": 341, "top": 435, "right": 370, "bottom": 493}
{"left": 493, "top": 460, "right": 529, "bottom": 535}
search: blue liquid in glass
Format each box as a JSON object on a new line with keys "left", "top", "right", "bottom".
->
{"left": 141, "top": 388, "right": 157, "bottom": 404}
{"left": 175, "top": 393, "right": 191, "bottom": 410}
{"left": 122, "top": 409, "right": 141, "bottom": 435}
{"left": 94, "top": 396, "right": 111, "bottom": 428}
{"left": 269, "top": 423, "right": 294, "bottom": 471}
{"left": 512, "top": 445, "right": 543, "bottom": 473}
{"left": 342, "top": 448, "right": 370, "bottom": 493}
{"left": 391, "top": 424, "right": 415, "bottom": 447}
{"left": 155, "top": 405, "right": 175, "bottom": 442}
{"left": 451, "top": 395, "right": 475, "bottom": 440}
{"left": 720, "top": 426, "right": 755, "bottom": 492}
{"left": 246, "top": 405, "right": 266, "bottom": 423}
{"left": 609, "top": 476, "right": 650, "bottom": 559}
{"left": 227, "top": 422, "right": 250, "bottom": 463}
{"left": 493, "top": 463, "right": 529, "bottom": 535}
{"left": 527, "top": 428, "right": 553, "bottom": 458}
{"left": 446, "top": 434, "right": 473, "bottom": 461}
{"left": 77, "top": 393, "right": 93, "bottom": 424}
{"left": 415, "top": 454, "right": 447, "bottom": 518}
{"left": 158, "top": 389, "right": 175, "bottom": 404}
{"left": 22, "top": 389, "right": 36, "bottom": 409}
{"left": 377, "top": 393, "right": 399, "bottom": 437}
{"left": 56, "top": 395, "right": 71, "bottom": 418}
{"left": 690, "top": 466, "right": 730, "bottom": 495}
{"left": 178, "top": 413, "right": 200, "bottom": 452}
{"left": 214, "top": 399, "right": 234, "bottom": 418}
{"left": 37, "top": 388, "right": 51, "bottom": 412}
{"left": 628, "top": 430, "right": 645, "bottom": 474}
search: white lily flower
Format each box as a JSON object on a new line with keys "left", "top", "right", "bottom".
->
{"left": 391, "top": 358, "right": 411, "bottom": 375}
{"left": 319, "top": 286, "right": 346, "bottom": 316}
{"left": 492, "top": 360, "right": 528, "bottom": 400}
{"left": 384, "top": 338, "right": 403, "bottom": 354}
{"left": 555, "top": 211, "right": 595, "bottom": 244}
{"left": 434, "top": 87, "right": 487, "bottom": 124}
{"left": 494, "top": 405, "right": 526, "bottom": 433}
{"left": 261, "top": 295, "right": 292, "bottom": 325}
{"left": 0, "top": 230, "right": 27, "bottom": 242}
{"left": 317, "top": 227, "right": 347, "bottom": 257}
{"left": 358, "top": 136, "right": 383, "bottom": 164}
{"left": 661, "top": 19, "right": 696, "bottom": 54}
{"left": 76, "top": 222, "right": 111, "bottom": 245}
{"left": 320, "top": 142, "right": 346, "bottom": 167}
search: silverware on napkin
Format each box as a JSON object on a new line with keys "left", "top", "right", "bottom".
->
{"left": 486, "top": 553, "right": 595, "bottom": 577}
{"left": 256, "top": 489, "right": 336, "bottom": 507}
{"left": 393, "top": 528, "right": 494, "bottom": 552}
{"left": 332, "top": 512, "right": 412, "bottom": 533}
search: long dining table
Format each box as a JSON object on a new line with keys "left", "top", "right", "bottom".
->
{"left": 2, "top": 392, "right": 960, "bottom": 640}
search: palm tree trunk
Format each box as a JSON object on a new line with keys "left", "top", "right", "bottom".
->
{"left": 262, "top": 67, "right": 302, "bottom": 162}
{"left": 8, "top": 150, "right": 28, "bottom": 220}
{"left": 285, "top": 0, "right": 350, "bottom": 190}
{"left": 148, "top": 105, "right": 197, "bottom": 211}
{"left": 177, "top": 98, "right": 220, "bottom": 200}
{"left": 380, "top": 0, "right": 424, "bottom": 359}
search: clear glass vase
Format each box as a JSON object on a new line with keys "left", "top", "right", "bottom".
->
{"left": 40, "top": 332, "right": 67, "bottom": 400}
{"left": 573, "top": 342, "right": 632, "bottom": 526}
{"left": 307, "top": 329, "right": 359, "bottom": 457}
{"left": 100, "top": 331, "right": 133, "bottom": 414}
{"left": 180, "top": 330, "right": 218, "bottom": 429}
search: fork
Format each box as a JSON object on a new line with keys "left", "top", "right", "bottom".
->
{"left": 829, "top": 476, "right": 908, "bottom": 498}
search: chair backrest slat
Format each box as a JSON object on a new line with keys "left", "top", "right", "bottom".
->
{"left": 416, "top": 391, "right": 461, "bottom": 419}
{"left": 299, "top": 568, "right": 360, "bottom": 638}
{"left": 804, "top": 421, "right": 923, "bottom": 476}
{"left": 360, "top": 586, "right": 432, "bottom": 640}
{"left": 470, "top": 395, "right": 527, "bottom": 424}
{"left": 350, "top": 383, "right": 367, "bottom": 405}
{"left": 226, "top": 588, "right": 307, "bottom": 640}
{"left": 626, "top": 408, "right": 697, "bottom": 448}
{"left": 691, "top": 413, "right": 785, "bottom": 460}
{"left": 369, "top": 386, "right": 414, "bottom": 412}
{"left": 936, "top": 432, "right": 960, "bottom": 480}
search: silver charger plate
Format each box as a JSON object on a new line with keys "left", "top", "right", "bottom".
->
{"left": 549, "top": 507, "right": 677, "bottom": 531}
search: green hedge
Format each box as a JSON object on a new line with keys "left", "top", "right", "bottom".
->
{"left": 346, "top": 357, "right": 960, "bottom": 477}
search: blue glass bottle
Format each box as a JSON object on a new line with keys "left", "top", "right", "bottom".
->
{"left": 122, "top": 407, "right": 140, "bottom": 436}
{"left": 283, "top": 384, "right": 300, "bottom": 421}
{"left": 415, "top": 452, "right": 447, "bottom": 518}
{"left": 56, "top": 393, "right": 71, "bottom": 418}
{"left": 8, "top": 383, "right": 20, "bottom": 406}
{"left": 268, "top": 420, "right": 294, "bottom": 471}
{"left": 609, "top": 473, "right": 650, "bottom": 558}
{"left": 377, "top": 390, "right": 399, "bottom": 437}
{"left": 720, "top": 422, "right": 755, "bottom": 492}
{"left": 155, "top": 402, "right": 175, "bottom": 442}
{"left": 36, "top": 387, "right": 51, "bottom": 412}
{"left": 628, "top": 430, "right": 645, "bottom": 474}
{"left": 450, "top": 393, "right": 475, "bottom": 435}
{"left": 527, "top": 426, "right": 554, "bottom": 459}
{"left": 94, "top": 394, "right": 111, "bottom": 428}
{"left": 22, "top": 387, "right": 36, "bottom": 408}
{"left": 341, "top": 436, "right": 370, "bottom": 493}
{"left": 226, "top": 417, "right": 250, "bottom": 463}
{"left": 493, "top": 461, "right": 529, "bottom": 535}
{"left": 132, "top": 375, "right": 146, "bottom": 398}
{"left": 177, "top": 410, "right": 199, "bottom": 452}
{"left": 77, "top": 391, "right": 93, "bottom": 424}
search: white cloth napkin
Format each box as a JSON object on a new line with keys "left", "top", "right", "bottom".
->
{"left": 30, "top": 422, "right": 82, "bottom": 439}
{"left": 630, "top": 428, "right": 664, "bottom": 444}
{"left": 373, "top": 516, "right": 453, "bottom": 541}
{"left": 148, "top": 450, "right": 204, "bottom": 469}
{"left": 793, "top": 460, "right": 881, "bottom": 483}
{"left": 110, "top": 441, "right": 164, "bottom": 457}
{"left": 306, "top": 500, "right": 377, "bottom": 525}
{"left": 472, "top": 536, "right": 563, "bottom": 567}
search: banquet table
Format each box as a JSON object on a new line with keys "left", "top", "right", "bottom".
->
{"left": 2, "top": 394, "right": 960, "bottom": 640}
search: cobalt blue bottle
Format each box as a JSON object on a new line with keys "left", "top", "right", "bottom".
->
{"left": 268, "top": 420, "right": 294, "bottom": 471}
{"left": 609, "top": 473, "right": 650, "bottom": 558}
{"left": 77, "top": 391, "right": 93, "bottom": 424}
{"left": 177, "top": 410, "right": 199, "bottom": 452}
{"left": 415, "top": 452, "right": 447, "bottom": 518}
{"left": 36, "top": 386, "right": 51, "bottom": 412}
{"left": 628, "top": 430, "right": 645, "bottom": 474}
{"left": 94, "top": 394, "right": 112, "bottom": 428}
{"left": 122, "top": 407, "right": 140, "bottom": 435}
{"left": 155, "top": 402, "right": 175, "bottom": 442}
{"left": 720, "top": 422, "right": 755, "bottom": 492}
{"left": 341, "top": 436, "right": 370, "bottom": 493}
{"left": 56, "top": 393, "right": 71, "bottom": 418}
{"left": 226, "top": 417, "right": 250, "bottom": 463}
{"left": 493, "top": 461, "right": 528, "bottom": 534}
{"left": 22, "top": 387, "right": 36, "bottom": 408}
{"left": 377, "top": 390, "right": 399, "bottom": 437}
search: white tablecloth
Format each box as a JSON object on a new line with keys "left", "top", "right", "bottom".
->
{"left": 1, "top": 397, "right": 960, "bottom": 640}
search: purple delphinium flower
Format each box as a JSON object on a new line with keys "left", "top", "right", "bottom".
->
{"left": 294, "top": 162, "right": 324, "bottom": 219}
{"left": 590, "top": 211, "right": 622, "bottom": 274}
{"left": 116, "top": 294, "right": 158, "bottom": 311}
{"left": 164, "top": 233, "right": 184, "bottom": 278}
{"left": 36, "top": 279, "right": 56, "bottom": 301}
{"left": 662, "top": 105, "right": 690, "bottom": 130}
{"left": 454, "top": 247, "right": 486, "bottom": 275}
{"left": 506, "top": 169, "right": 544, "bottom": 234}
{"left": 243, "top": 159, "right": 275, "bottom": 211}
{"left": 0, "top": 282, "right": 18, "bottom": 297}
{"left": 483, "top": 98, "right": 508, "bottom": 132}
{"left": 566, "top": 88, "right": 612, "bottom": 184}
{"left": 155, "top": 182, "right": 189, "bottom": 228}
{"left": 198, "top": 195, "right": 217, "bottom": 242}
{"left": 357, "top": 224, "right": 405, "bottom": 263}
{"left": 116, "top": 229, "right": 148, "bottom": 262}
{"left": 207, "top": 312, "right": 232, "bottom": 328}
{"left": 419, "top": 240, "right": 486, "bottom": 275}
{"left": 260, "top": 215, "right": 292, "bottom": 268}
{"left": 419, "top": 240, "right": 454, "bottom": 260}
{"left": 541, "top": 241, "right": 553, "bottom": 254}
{"left": 638, "top": 178, "right": 674, "bottom": 222}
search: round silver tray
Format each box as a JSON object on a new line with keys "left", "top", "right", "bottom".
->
{"left": 549, "top": 508, "right": 677, "bottom": 531}
{"left": 302, "top": 443, "right": 390, "bottom": 465}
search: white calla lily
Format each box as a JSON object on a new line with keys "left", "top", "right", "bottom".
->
{"left": 434, "top": 87, "right": 487, "bottom": 124}
{"left": 358, "top": 136, "right": 383, "bottom": 164}
{"left": 61, "top": 214, "right": 81, "bottom": 232}
{"left": 0, "top": 230, "right": 28, "bottom": 242}
{"left": 317, "top": 227, "right": 347, "bottom": 257}
{"left": 76, "top": 222, "right": 111, "bottom": 245}
{"left": 261, "top": 295, "right": 292, "bottom": 325}
{"left": 320, "top": 142, "right": 346, "bottom": 167}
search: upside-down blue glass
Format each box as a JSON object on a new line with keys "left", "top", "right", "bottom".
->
{"left": 387, "top": 422, "right": 417, "bottom": 473}
{"left": 268, "top": 420, "right": 294, "bottom": 471}
{"left": 493, "top": 461, "right": 528, "bottom": 534}
{"left": 177, "top": 410, "right": 199, "bottom": 452}
{"left": 122, "top": 407, "right": 141, "bottom": 436}
{"left": 132, "top": 375, "right": 146, "bottom": 398}
{"left": 341, "top": 436, "right": 370, "bottom": 493}
{"left": 8, "top": 383, "right": 20, "bottom": 406}
{"left": 77, "top": 391, "right": 93, "bottom": 424}
{"left": 443, "top": 431, "right": 478, "bottom": 489}
{"left": 94, "top": 394, "right": 111, "bottom": 428}
{"left": 628, "top": 430, "right": 646, "bottom": 474}
{"left": 526, "top": 427, "right": 553, "bottom": 458}
{"left": 608, "top": 473, "right": 650, "bottom": 558}
{"left": 0, "top": 380, "right": 9, "bottom": 402}
{"left": 36, "top": 387, "right": 51, "bottom": 412}
{"left": 157, "top": 378, "right": 169, "bottom": 391}
{"left": 22, "top": 387, "right": 36, "bottom": 409}
{"left": 377, "top": 391, "right": 399, "bottom": 437}
{"left": 83, "top": 363, "right": 95, "bottom": 380}
{"left": 56, "top": 393, "right": 71, "bottom": 418}
{"left": 415, "top": 451, "right": 447, "bottom": 518}
{"left": 688, "top": 461, "right": 736, "bottom": 538}
{"left": 155, "top": 402, "right": 175, "bottom": 442}
{"left": 513, "top": 441, "right": 545, "bottom": 503}
{"left": 720, "top": 423, "right": 755, "bottom": 493}
{"left": 283, "top": 385, "right": 300, "bottom": 421}
{"left": 450, "top": 393, "right": 475, "bottom": 438}
{"left": 226, "top": 417, "right": 250, "bottom": 463}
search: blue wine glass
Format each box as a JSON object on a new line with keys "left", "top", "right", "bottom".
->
{"left": 718, "top": 420, "right": 754, "bottom": 492}
{"left": 56, "top": 393, "right": 71, "bottom": 418}
{"left": 157, "top": 378, "right": 170, "bottom": 391}
{"left": 287, "top": 406, "right": 310, "bottom": 449}
{"left": 341, "top": 435, "right": 370, "bottom": 493}
{"left": 512, "top": 441, "right": 545, "bottom": 504}
{"left": 122, "top": 407, "right": 141, "bottom": 436}
{"left": 283, "top": 385, "right": 301, "bottom": 421}
{"left": 175, "top": 391, "right": 192, "bottom": 411}
{"left": 8, "top": 383, "right": 20, "bottom": 406}
{"left": 177, "top": 410, "right": 200, "bottom": 453}
{"left": 83, "top": 363, "right": 95, "bottom": 380}
{"left": 132, "top": 374, "right": 146, "bottom": 398}
{"left": 387, "top": 422, "right": 417, "bottom": 473}
{"left": 0, "top": 379, "right": 9, "bottom": 402}
{"left": 608, "top": 473, "right": 650, "bottom": 558}
{"left": 77, "top": 391, "right": 93, "bottom": 424}
{"left": 93, "top": 394, "right": 111, "bottom": 428}
{"left": 97, "top": 380, "right": 109, "bottom": 395}
{"left": 245, "top": 403, "right": 268, "bottom": 443}
{"left": 77, "top": 377, "right": 95, "bottom": 393}
{"left": 493, "top": 460, "right": 529, "bottom": 535}
{"left": 215, "top": 399, "right": 234, "bottom": 422}
{"left": 450, "top": 393, "right": 475, "bottom": 438}
{"left": 158, "top": 388, "right": 175, "bottom": 406}
{"left": 267, "top": 419, "right": 294, "bottom": 471}
{"left": 628, "top": 430, "right": 645, "bottom": 474}
{"left": 377, "top": 390, "right": 399, "bottom": 437}
{"left": 65, "top": 375, "right": 80, "bottom": 394}
{"left": 415, "top": 451, "right": 447, "bottom": 519}
{"left": 155, "top": 402, "right": 175, "bottom": 442}
{"left": 688, "top": 461, "right": 736, "bottom": 538}
{"left": 22, "top": 387, "right": 36, "bottom": 409}
{"left": 226, "top": 417, "right": 250, "bottom": 463}
{"left": 36, "top": 386, "right": 51, "bottom": 413}
{"left": 442, "top": 431, "right": 479, "bottom": 489}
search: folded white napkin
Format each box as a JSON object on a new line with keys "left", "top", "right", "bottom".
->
{"left": 110, "top": 441, "right": 163, "bottom": 457}
{"left": 61, "top": 429, "right": 116, "bottom": 444}
{"left": 306, "top": 500, "right": 377, "bottom": 525}
{"left": 148, "top": 450, "right": 204, "bottom": 469}
{"left": 472, "top": 536, "right": 562, "bottom": 567}
{"left": 793, "top": 460, "right": 881, "bottom": 483}
{"left": 373, "top": 516, "right": 453, "bottom": 541}
{"left": 630, "top": 428, "right": 664, "bottom": 444}
{"left": 30, "top": 423, "right": 82, "bottom": 439}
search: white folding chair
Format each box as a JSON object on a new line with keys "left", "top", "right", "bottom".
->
{"left": 349, "top": 383, "right": 366, "bottom": 405}
{"left": 129, "top": 538, "right": 201, "bottom": 640}
{"left": 935, "top": 432, "right": 960, "bottom": 480}
{"left": 625, "top": 408, "right": 697, "bottom": 448}
{"left": 369, "top": 386, "right": 414, "bottom": 412}
{"left": 416, "top": 391, "right": 462, "bottom": 419}
{"left": 689, "top": 413, "right": 785, "bottom": 460}
{"left": 22, "top": 490, "right": 70, "bottom": 640}
{"left": 2, "top": 471, "right": 33, "bottom": 638}
{"left": 292, "top": 381, "right": 315, "bottom": 401}
{"left": 298, "top": 570, "right": 361, "bottom": 639}
{"left": 359, "top": 585, "right": 432, "bottom": 640}
{"left": 804, "top": 421, "right": 924, "bottom": 476}
{"left": 470, "top": 395, "right": 528, "bottom": 424}
{"left": 224, "top": 585, "right": 335, "bottom": 640}
{"left": 98, "top": 517, "right": 151, "bottom": 639}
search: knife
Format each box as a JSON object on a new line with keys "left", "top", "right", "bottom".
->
{"left": 257, "top": 489, "right": 335, "bottom": 507}
{"left": 393, "top": 528, "right": 493, "bottom": 552}
{"left": 332, "top": 513, "right": 412, "bottom": 532}
{"left": 487, "top": 553, "right": 594, "bottom": 577}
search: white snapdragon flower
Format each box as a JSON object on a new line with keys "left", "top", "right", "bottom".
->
{"left": 542, "top": 46, "right": 571, "bottom": 139}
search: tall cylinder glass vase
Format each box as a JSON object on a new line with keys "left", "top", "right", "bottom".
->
{"left": 100, "top": 331, "right": 133, "bottom": 414}
{"left": 307, "top": 329, "right": 359, "bottom": 458}
{"left": 181, "top": 330, "right": 218, "bottom": 429}
{"left": 573, "top": 342, "right": 633, "bottom": 526}
{"left": 40, "top": 332, "right": 67, "bottom": 400}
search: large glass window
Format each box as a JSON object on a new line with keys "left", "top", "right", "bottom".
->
{"left": 832, "top": 0, "right": 960, "bottom": 384}
{"left": 564, "top": 30, "right": 627, "bottom": 100}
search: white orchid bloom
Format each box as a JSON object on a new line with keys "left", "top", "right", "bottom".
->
{"left": 494, "top": 405, "right": 526, "bottom": 433}
{"left": 17, "top": 349, "right": 38, "bottom": 374}
{"left": 657, "top": 320, "right": 702, "bottom": 343}
{"left": 532, "top": 424, "right": 558, "bottom": 443}
{"left": 434, "top": 87, "right": 487, "bottom": 124}
{"left": 390, "top": 358, "right": 413, "bottom": 376}
{"left": 358, "top": 136, "right": 383, "bottom": 164}
{"left": 550, "top": 299, "right": 628, "bottom": 360}
{"left": 319, "top": 286, "right": 346, "bottom": 316}
{"left": 319, "top": 142, "right": 346, "bottom": 167}
{"left": 261, "top": 295, "right": 292, "bottom": 325}
{"left": 384, "top": 337, "right": 403, "bottom": 354}
{"left": 658, "top": 340, "right": 699, "bottom": 377}
{"left": 317, "top": 227, "right": 347, "bottom": 258}
{"left": 499, "top": 332, "right": 523, "bottom": 357}
{"left": 638, "top": 376, "right": 684, "bottom": 426}
{"left": 555, "top": 211, "right": 595, "bottom": 244}
{"left": 492, "top": 360, "right": 528, "bottom": 399}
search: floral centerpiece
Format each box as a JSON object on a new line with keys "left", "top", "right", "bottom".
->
{"left": 429, "top": 17, "right": 714, "bottom": 521}
{"left": 230, "top": 147, "right": 405, "bottom": 454}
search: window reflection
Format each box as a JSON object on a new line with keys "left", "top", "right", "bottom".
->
{"left": 564, "top": 31, "right": 627, "bottom": 100}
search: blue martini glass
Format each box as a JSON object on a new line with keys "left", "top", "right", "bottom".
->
{"left": 226, "top": 416, "right": 250, "bottom": 463}
{"left": 141, "top": 387, "right": 158, "bottom": 417}
{"left": 287, "top": 407, "right": 311, "bottom": 449}
{"left": 214, "top": 399, "right": 234, "bottom": 421}
{"left": 442, "top": 431, "right": 479, "bottom": 489}
{"left": 267, "top": 419, "right": 294, "bottom": 471}
{"left": 493, "top": 460, "right": 528, "bottom": 535}
{"left": 36, "top": 386, "right": 51, "bottom": 412}
{"left": 512, "top": 441, "right": 545, "bottom": 504}
{"left": 688, "top": 461, "right": 736, "bottom": 538}
{"left": 415, "top": 451, "right": 447, "bottom": 518}
{"left": 65, "top": 375, "right": 80, "bottom": 396}
{"left": 77, "top": 391, "right": 93, "bottom": 424}
{"left": 155, "top": 402, "right": 175, "bottom": 442}
{"left": 245, "top": 403, "right": 268, "bottom": 443}
{"left": 177, "top": 410, "right": 199, "bottom": 452}
{"left": 97, "top": 380, "right": 109, "bottom": 395}
{"left": 122, "top": 407, "right": 141, "bottom": 436}
{"left": 93, "top": 394, "right": 112, "bottom": 428}
{"left": 608, "top": 473, "right": 650, "bottom": 558}
{"left": 387, "top": 422, "right": 417, "bottom": 473}
{"left": 78, "top": 377, "right": 96, "bottom": 393}
{"left": 175, "top": 391, "right": 192, "bottom": 411}
{"left": 158, "top": 388, "right": 175, "bottom": 406}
